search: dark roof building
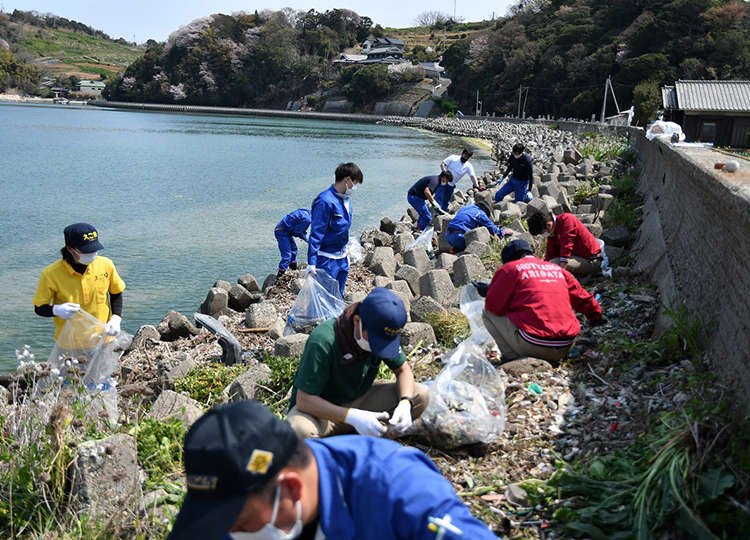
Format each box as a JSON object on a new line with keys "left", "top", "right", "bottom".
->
{"left": 662, "top": 80, "right": 750, "bottom": 147}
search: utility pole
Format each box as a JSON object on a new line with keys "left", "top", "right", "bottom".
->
{"left": 476, "top": 90, "right": 482, "bottom": 117}
{"left": 600, "top": 77, "right": 610, "bottom": 123}
{"left": 518, "top": 85, "right": 522, "bottom": 117}
{"left": 454, "top": 0, "right": 457, "bottom": 21}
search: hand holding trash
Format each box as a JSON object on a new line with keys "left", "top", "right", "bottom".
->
{"left": 104, "top": 315, "right": 121, "bottom": 336}
{"left": 431, "top": 201, "right": 446, "bottom": 216}
{"left": 53, "top": 302, "right": 80, "bottom": 320}
{"left": 470, "top": 280, "right": 490, "bottom": 298}
{"left": 345, "top": 408, "right": 388, "bottom": 436}
{"left": 305, "top": 265, "right": 317, "bottom": 276}
{"left": 591, "top": 314, "right": 608, "bottom": 327}
{"left": 388, "top": 400, "right": 413, "bottom": 432}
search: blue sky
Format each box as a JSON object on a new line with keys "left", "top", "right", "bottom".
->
{"left": 4, "top": 0, "right": 515, "bottom": 43}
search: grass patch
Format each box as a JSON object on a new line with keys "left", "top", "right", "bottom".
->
{"left": 133, "top": 417, "right": 186, "bottom": 489}
{"left": 579, "top": 134, "right": 634, "bottom": 162}
{"left": 422, "top": 311, "right": 471, "bottom": 347}
{"left": 255, "top": 354, "right": 301, "bottom": 417}
{"left": 174, "top": 362, "right": 247, "bottom": 408}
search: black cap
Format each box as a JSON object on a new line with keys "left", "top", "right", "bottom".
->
{"left": 501, "top": 239, "right": 533, "bottom": 264}
{"left": 64, "top": 223, "right": 104, "bottom": 253}
{"left": 168, "top": 401, "right": 299, "bottom": 540}
{"left": 359, "top": 287, "right": 407, "bottom": 359}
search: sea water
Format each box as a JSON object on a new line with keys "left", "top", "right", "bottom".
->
{"left": 0, "top": 102, "right": 495, "bottom": 371}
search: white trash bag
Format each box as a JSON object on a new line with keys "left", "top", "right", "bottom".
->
{"left": 284, "top": 270, "right": 346, "bottom": 335}
{"left": 459, "top": 283, "right": 491, "bottom": 346}
{"left": 346, "top": 236, "right": 363, "bottom": 265}
{"left": 408, "top": 341, "right": 506, "bottom": 446}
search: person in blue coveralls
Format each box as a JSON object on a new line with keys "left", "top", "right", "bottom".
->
{"left": 407, "top": 170, "right": 452, "bottom": 231}
{"left": 495, "top": 142, "right": 534, "bottom": 204}
{"left": 167, "top": 400, "right": 500, "bottom": 540}
{"left": 445, "top": 201, "right": 512, "bottom": 253}
{"left": 306, "top": 163, "right": 363, "bottom": 297}
{"left": 433, "top": 148, "right": 485, "bottom": 211}
{"left": 275, "top": 209, "right": 312, "bottom": 277}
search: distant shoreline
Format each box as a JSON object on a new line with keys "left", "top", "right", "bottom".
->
{"left": 88, "top": 100, "right": 387, "bottom": 124}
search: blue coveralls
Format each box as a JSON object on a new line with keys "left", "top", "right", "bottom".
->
{"left": 496, "top": 153, "right": 534, "bottom": 203}
{"left": 407, "top": 175, "right": 442, "bottom": 231}
{"left": 275, "top": 208, "right": 312, "bottom": 271}
{"left": 308, "top": 185, "right": 352, "bottom": 297}
{"left": 446, "top": 205, "right": 503, "bottom": 251}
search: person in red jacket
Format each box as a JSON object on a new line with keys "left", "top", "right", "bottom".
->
{"left": 527, "top": 212, "right": 603, "bottom": 277}
{"left": 481, "top": 239, "right": 604, "bottom": 362}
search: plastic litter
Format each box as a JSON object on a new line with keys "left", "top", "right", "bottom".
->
{"left": 346, "top": 236, "right": 363, "bottom": 264}
{"left": 405, "top": 226, "right": 434, "bottom": 255}
{"left": 596, "top": 239, "right": 612, "bottom": 278}
{"left": 527, "top": 383, "right": 543, "bottom": 395}
{"left": 284, "top": 270, "right": 345, "bottom": 335}
{"left": 194, "top": 313, "right": 242, "bottom": 365}
{"left": 459, "top": 283, "right": 491, "bottom": 347}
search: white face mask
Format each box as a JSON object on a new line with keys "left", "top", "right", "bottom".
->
{"left": 355, "top": 319, "right": 371, "bottom": 352}
{"left": 231, "top": 482, "right": 302, "bottom": 540}
{"left": 344, "top": 181, "right": 357, "bottom": 197}
{"left": 513, "top": 153, "right": 522, "bottom": 159}
{"left": 76, "top": 251, "right": 98, "bottom": 265}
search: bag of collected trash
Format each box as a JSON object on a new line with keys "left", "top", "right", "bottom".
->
{"left": 346, "top": 236, "right": 363, "bottom": 265}
{"left": 459, "top": 283, "right": 491, "bottom": 346}
{"left": 408, "top": 341, "right": 506, "bottom": 446}
{"left": 597, "top": 238, "right": 612, "bottom": 278}
{"left": 284, "top": 270, "right": 346, "bottom": 335}
{"left": 45, "top": 309, "right": 132, "bottom": 426}
{"left": 646, "top": 120, "right": 684, "bottom": 142}
{"left": 405, "top": 226, "right": 435, "bottom": 254}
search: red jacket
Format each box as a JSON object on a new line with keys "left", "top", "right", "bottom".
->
{"left": 485, "top": 256, "right": 602, "bottom": 344}
{"left": 545, "top": 213, "right": 602, "bottom": 263}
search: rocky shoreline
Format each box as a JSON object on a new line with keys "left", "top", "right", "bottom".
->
{"left": 0, "top": 120, "right": 670, "bottom": 538}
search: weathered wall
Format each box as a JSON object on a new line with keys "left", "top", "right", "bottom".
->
{"left": 631, "top": 132, "right": 750, "bottom": 407}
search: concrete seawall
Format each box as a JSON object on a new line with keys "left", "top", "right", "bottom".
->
{"left": 631, "top": 132, "right": 750, "bottom": 408}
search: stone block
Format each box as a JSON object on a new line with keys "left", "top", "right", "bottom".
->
{"left": 68, "top": 433, "right": 141, "bottom": 522}
{"left": 393, "top": 233, "right": 414, "bottom": 254}
{"left": 389, "top": 289, "right": 412, "bottom": 322}
{"left": 506, "top": 219, "right": 527, "bottom": 234}
{"left": 245, "top": 302, "right": 278, "bottom": 329}
{"left": 432, "top": 214, "right": 452, "bottom": 235}
{"left": 410, "top": 295, "right": 448, "bottom": 322}
{"left": 406, "top": 207, "right": 419, "bottom": 222}
{"left": 228, "top": 284, "right": 253, "bottom": 312}
{"left": 290, "top": 277, "right": 306, "bottom": 295}
{"left": 577, "top": 213, "right": 596, "bottom": 224}
{"left": 373, "top": 276, "right": 391, "bottom": 288}
{"left": 563, "top": 148, "right": 582, "bottom": 165}
{"left": 501, "top": 201, "right": 522, "bottom": 217}
{"left": 226, "top": 364, "right": 272, "bottom": 402}
{"left": 463, "top": 241, "right": 489, "bottom": 258}
{"left": 127, "top": 324, "right": 160, "bottom": 352}
{"left": 213, "top": 280, "right": 232, "bottom": 292}
{"left": 437, "top": 227, "right": 453, "bottom": 253}
{"left": 372, "top": 231, "right": 392, "bottom": 247}
{"left": 604, "top": 245, "right": 625, "bottom": 263}
{"left": 592, "top": 193, "right": 615, "bottom": 215}
{"left": 584, "top": 221, "right": 603, "bottom": 238}
{"left": 199, "top": 287, "right": 229, "bottom": 317}
{"left": 238, "top": 273, "right": 260, "bottom": 292}
{"left": 369, "top": 246, "right": 397, "bottom": 279}
{"left": 435, "top": 252, "right": 457, "bottom": 274}
{"left": 575, "top": 204, "right": 592, "bottom": 214}
{"left": 556, "top": 191, "right": 572, "bottom": 213}
{"left": 525, "top": 196, "right": 549, "bottom": 218}
{"left": 453, "top": 254, "right": 486, "bottom": 286}
{"left": 380, "top": 216, "right": 397, "bottom": 234}
{"left": 274, "top": 333, "right": 309, "bottom": 357}
{"left": 261, "top": 273, "right": 277, "bottom": 292}
{"left": 395, "top": 264, "right": 421, "bottom": 296}
{"left": 345, "top": 291, "right": 367, "bottom": 304}
{"left": 157, "top": 311, "right": 200, "bottom": 342}
{"left": 473, "top": 190, "right": 494, "bottom": 209}
{"left": 164, "top": 353, "right": 196, "bottom": 386}
{"left": 400, "top": 322, "right": 437, "bottom": 351}
{"left": 418, "top": 269, "right": 457, "bottom": 307}
{"left": 404, "top": 247, "right": 432, "bottom": 274}
{"left": 465, "top": 227, "right": 492, "bottom": 247}
{"left": 266, "top": 318, "right": 286, "bottom": 340}
{"left": 538, "top": 182, "right": 561, "bottom": 200}
{"left": 601, "top": 227, "right": 631, "bottom": 248}
{"left": 385, "top": 280, "right": 413, "bottom": 299}
{"left": 149, "top": 390, "right": 203, "bottom": 426}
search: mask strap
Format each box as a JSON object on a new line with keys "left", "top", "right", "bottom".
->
{"left": 269, "top": 480, "right": 283, "bottom": 526}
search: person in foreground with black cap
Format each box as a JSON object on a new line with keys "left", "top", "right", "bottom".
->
{"left": 168, "top": 400, "right": 499, "bottom": 540}
{"left": 286, "top": 287, "right": 429, "bottom": 439}
{"left": 481, "top": 239, "right": 604, "bottom": 362}
{"left": 33, "top": 223, "right": 126, "bottom": 340}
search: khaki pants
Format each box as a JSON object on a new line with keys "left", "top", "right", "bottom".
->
{"left": 550, "top": 256, "right": 602, "bottom": 277}
{"left": 482, "top": 310, "right": 573, "bottom": 362}
{"left": 287, "top": 382, "right": 430, "bottom": 439}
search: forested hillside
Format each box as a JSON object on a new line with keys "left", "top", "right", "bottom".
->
{"left": 441, "top": 0, "right": 750, "bottom": 124}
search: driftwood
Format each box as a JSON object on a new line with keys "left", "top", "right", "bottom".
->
{"left": 237, "top": 327, "right": 270, "bottom": 333}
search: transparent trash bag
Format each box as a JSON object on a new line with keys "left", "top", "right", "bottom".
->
{"left": 346, "top": 236, "right": 363, "bottom": 265}
{"left": 43, "top": 309, "right": 132, "bottom": 426}
{"left": 459, "top": 284, "right": 491, "bottom": 346}
{"left": 284, "top": 270, "right": 346, "bottom": 335}
{"left": 408, "top": 341, "right": 506, "bottom": 446}
{"left": 597, "top": 238, "right": 612, "bottom": 278}
{"left": 405, "top": 226, "right": 434, "bottom": 253}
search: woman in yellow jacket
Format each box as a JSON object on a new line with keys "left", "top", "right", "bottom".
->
{"left": 33, "top": 223, "right": 126, "bottom": 340}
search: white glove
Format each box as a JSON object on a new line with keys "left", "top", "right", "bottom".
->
{"left": 53, "top": 303, "right": 80, "bottom": 320}
{"left": 305, "top": 265, "right": 317, "bottom": 276}
{"left": 104, "top": 315, "right": 121, "bottom": 336}
{"left": 345, "top": 408, "right": 388, "bottom": 437}
{"left": 389, "top": 400, "right": 413, "bottom": 432}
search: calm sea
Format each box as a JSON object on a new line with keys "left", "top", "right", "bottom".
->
{"left": 0, "top": 102, "right": 495, "bottom": 372}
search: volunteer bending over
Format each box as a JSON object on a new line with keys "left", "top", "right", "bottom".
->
{"left": 33, "top": 223, "right": 125, "bottom": 339}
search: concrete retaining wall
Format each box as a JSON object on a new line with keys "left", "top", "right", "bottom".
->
{"left": 631, "top": 132, "right": 750, "bottom": 407}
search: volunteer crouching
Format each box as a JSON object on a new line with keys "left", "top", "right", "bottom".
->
{"left": 286, "top": 287, "right": 429, "bottom": 439}
{"left": 482, "top": 240, "right": 604, "bottom": 362}
{"left": 167, "top": 400, "right": 499, "bottom": 540}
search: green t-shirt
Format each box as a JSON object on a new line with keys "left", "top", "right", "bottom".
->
{"left": 289, "top": 319, "right": 406, "bottom": 409}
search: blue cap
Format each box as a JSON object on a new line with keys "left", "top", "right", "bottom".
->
{"left": 501, "top": 239, "right": 533, "bottom": 264}
{"left": 168, "top": 401, "right": 299, "bottom": 540}
{"left": 359, "top": 287, "right": 407, "bottom": 359}
{"left": 64, "top": 223, "right": 104, "bottom": 253}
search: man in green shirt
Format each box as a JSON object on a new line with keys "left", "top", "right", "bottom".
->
{"left": 287, "top": 287, "right": 429, "bottom": 439}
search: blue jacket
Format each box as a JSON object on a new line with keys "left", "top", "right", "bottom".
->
{"left": 308, "top": 436, "right": 497, "bottom": 539}
{"left": 448, "top": 205, "right": 501, "bottom": 236}
{"left": 308, "top": 185, "right": 352, "bottom": 267}
{"left": 277, "top": 208, "right": 312, "bottom": 239}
